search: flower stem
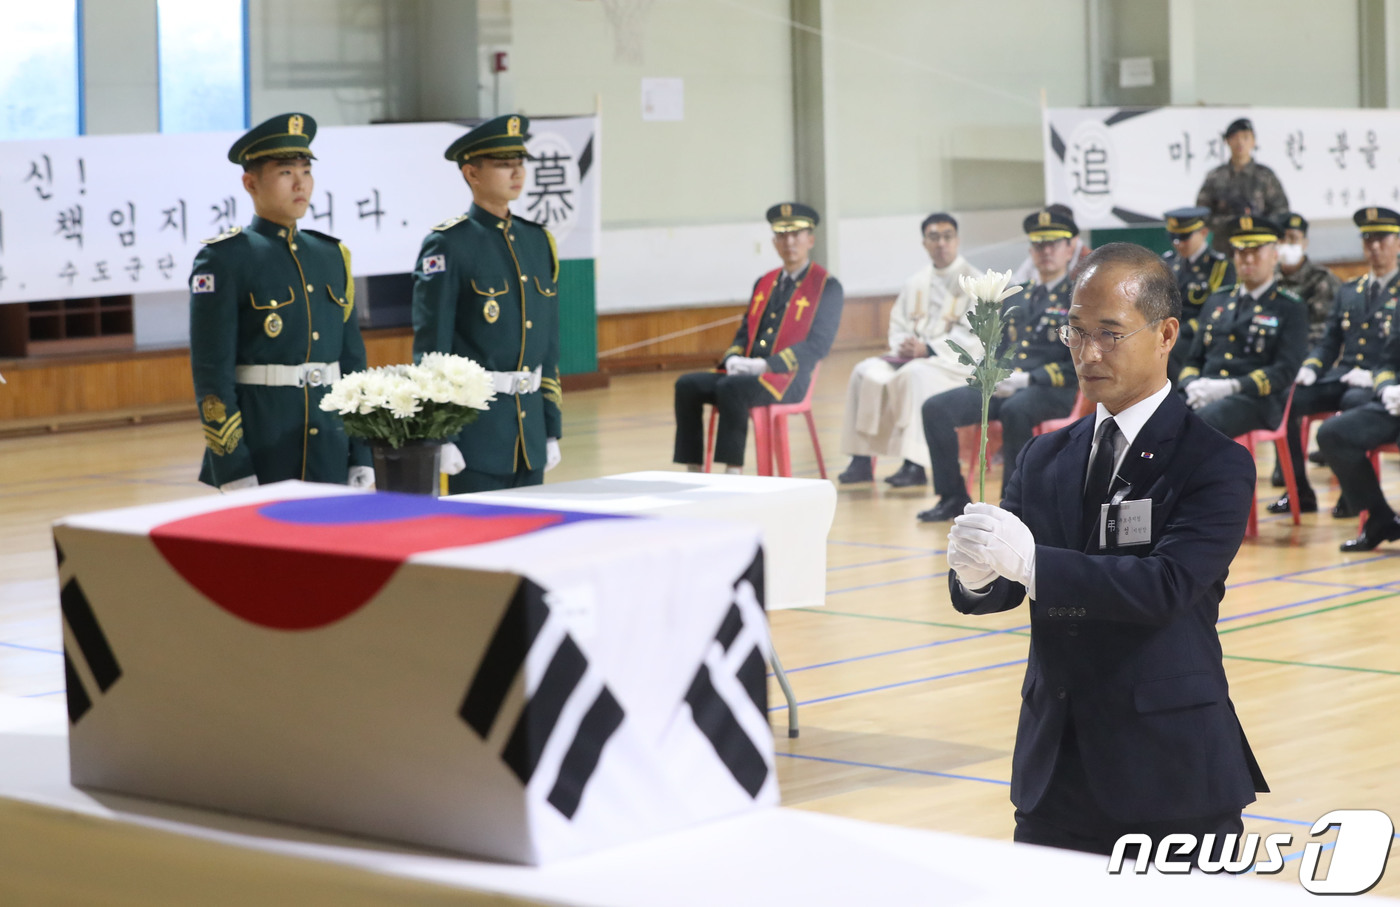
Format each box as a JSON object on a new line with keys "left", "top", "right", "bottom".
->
{"left": 978, "top": 388, "right": 991, "bottom": 503}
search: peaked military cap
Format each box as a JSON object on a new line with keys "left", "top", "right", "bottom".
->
{"left": 445, "top": 114, "right": 532, "bottom": 164}
{"left": 1225, "top": 214, "right": 1280, "bottom": 249}
{"left": 767, "top": 202, "right": 819, "bottom": 233}
{"left": 1164, "top": 206, "right": 1210, "bottom": 234}
{"left": 1224, "top": 118, "right": 1254, "bottom": 138}
{"left": 228, "top": 113, "right": 317, "bottom": 165}
{"left": 1023, "top": 207, "right": 1078, "bottom": 242}
{"left": 1353, "top": 206, "right": 1400, "bottom": 234}
{"left": 1282, "top": 212, "right": 1309, "bottom": 235}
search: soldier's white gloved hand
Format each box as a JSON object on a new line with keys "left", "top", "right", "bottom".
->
{"left": 1294, "top": 366, "right": 1318, "bottom": 386}
{"left": 439, "top": 442, "right": 466, "bottom": 476}
{"left": 993, "top": 370, "right": 1030, "bottom": 398}
{"left": 952, "top": 502, "right": 1038, "bottom": 597}
{"left": 947, "top": 531, "right": 998, "bottom": 592}
{"left": 545, "top": 437, "right": 561, "bottom": 472}
{"left": 1342, "top": 367, "right": 1374, "bottom": 389}
{"left": 726, "top": 356, "right": 768, "bottom": 376}
{"left": 1187, "top": 377, "right": 1234, "bottom": 409}
{"left": 347, "top": 466, "right": 375, "bottom": 488}
{"left": 219, "top": 475, "right": 258, "bottom": 493}
{"left": 1382, "top": 385, "right": 1400, "bottom": 416}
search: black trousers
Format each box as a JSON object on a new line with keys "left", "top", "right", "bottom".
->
{"left": 1317, "top": 402, "right": 1400, "bottom": 523}
{"left": 1281, "top": 382, "right": 1373, "bottom": 497}
{"left": 447, "top": 464, "right": 544, "bottom": 495}
{"left": 1190, "top": 393, "right": 1275, "bottom": 438}
{"left": 922, "top": 384, "right": 1076, "bottom": 501}
{"left": 1013, "top": 722, "right": 1244, "bottom": 863}
{"left": 673, "top": 371, "right": 776, "bottom": 466}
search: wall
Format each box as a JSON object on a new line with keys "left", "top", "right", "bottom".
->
{"left": 83, "top": 0, "right": 159, "bottom": 135}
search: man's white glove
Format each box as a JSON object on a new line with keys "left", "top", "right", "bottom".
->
{"left": 950, "top": 502, "right": 1037, "bottom": 597}
{"left": 1341, "top": 367, "right": 1374, "bottom": 389}
{"left": 725, "top": 356, "right": 769, "bottom": 376}
{"left": 546, "top": 437, "right": 561, "bottom": 472}
{"left": 439, "top": 442, "right": 466, "bottom": 476}
{"left": 1185, "top": 377, "right": 1236, "bottom": 410}
{"left": 219, "top": 475, "right": 258, "bottom": 493}
{"left": 993, "top": 371, "right": 1030, "bottom": 398}
{"left": 1295, "top": 366, "right": 1317, "bottom": 386}
{"left": 347, "top": 466, "right": 375, "bottom": 488}
{"left": 947, "top": 531, "right": 998, "bottom": 591}
{"left": 1382, "top": 385, "right": 1400, "bottom": 416}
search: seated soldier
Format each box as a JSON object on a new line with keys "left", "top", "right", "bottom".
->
{"left": 916, "top": 207, "right": 1080, "bottom": 522}
{"left": 1160, "top": 205, "right": 1234, "bottom": 384}
{"left": 837, "top": 213, "right": 983, "bottom": 487}
{"left": 1271, "top": 207, "right": 1400, "bottom": 515}
{"left": 1178, "top": 216, "right": 1307, "bottom": 438}
{"left": 673, "top": 203, "right": 843, "bottom": 473}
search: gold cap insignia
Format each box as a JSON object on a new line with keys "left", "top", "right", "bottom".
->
{"left": 507, "top": 116, "right": 521, "bottom": 137}
{"left": 1369, "top": 208, "right": 1378, "bottom": 221}
{"left": 1289, "top": 216, "right": 1300, "bottom": 227}
{"left": 1168, "top": 218, "right": 1180, "bottom": 230}
{"left": 781, "top": 204, "right": 792, "bottom": 217}
{"left": 201, "top": 395, "right": 227, "bottom": 425}
{"left": 1240, "top": 216, "right": 1253, "bottom": 230}
{"left": 288, "top": 115, "right": 304, "bottom": 136}
{"left": 264, "top": 312, "right": 283, "bottom": 338}
{"left": 1039, "top": 211, "right": 1051, "bottom": 226}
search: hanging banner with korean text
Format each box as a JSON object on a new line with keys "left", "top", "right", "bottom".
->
{"left": 0, "top": 116, "right": 599, "bottom": 305}
{"left": 1043, "top": 106, "right": 1400, "bottom": 229}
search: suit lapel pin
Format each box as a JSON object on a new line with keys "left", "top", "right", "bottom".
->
{"left": 1140, "top": 452, "right": 1154, "bottom": 459}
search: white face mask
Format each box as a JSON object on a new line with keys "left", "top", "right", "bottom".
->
{"left": 1277, "top": 243, "right": 1304, "bottom": 267}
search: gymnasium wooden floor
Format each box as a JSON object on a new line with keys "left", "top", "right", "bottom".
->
{"left": 3, "top": 346, "right": 1398, "bottom": 895}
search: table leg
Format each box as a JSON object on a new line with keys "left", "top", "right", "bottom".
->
{"left": 769, "top": 643, "right": 799, "bottom": 738}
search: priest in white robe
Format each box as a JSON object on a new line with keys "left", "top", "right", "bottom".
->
{"left": 838, "top": 214, "right": 983, "bottom": 487}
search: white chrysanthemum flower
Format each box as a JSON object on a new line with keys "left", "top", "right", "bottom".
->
{"left": 385, "top": 381, "right": 422, "bottom": 419}
{"left": 959, "top": 269, "right": 1023, "bottom": 305}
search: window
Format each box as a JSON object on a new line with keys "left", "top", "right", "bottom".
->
{"left": 158, "top": 0, "right": 247, "bottom": 133}
{"left": 0, "top": 0, "right": 83, "bottom": 140}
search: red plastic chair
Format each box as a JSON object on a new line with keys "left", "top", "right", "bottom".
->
{"left": 703, "top": 362, "right": 827, "bottom": 478}
{"left": 1234, "top": 386, "right": 1300, "bottom": 538}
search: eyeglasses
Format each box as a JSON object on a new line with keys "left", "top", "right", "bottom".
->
{"left": 1058, "top": 319, "right": 1162, "bottom": 353}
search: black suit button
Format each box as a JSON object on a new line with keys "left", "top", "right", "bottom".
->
{"left": 1067, "top": 625, "right": 1078, "bottom": 637}
{"left": 1056, "top": 687, "right": 1067, "bottom": 700}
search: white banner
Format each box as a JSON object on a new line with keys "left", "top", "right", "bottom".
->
{"left": 0, "top": 116, "right": 599, "bottom": 305}
{"left": 1043, "top": 106, "right": 1400, "bottom": 229}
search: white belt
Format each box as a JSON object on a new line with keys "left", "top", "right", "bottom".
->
{"left": 234, "top": 362, "right": 341, "bottom": 388}
{"left": 489, "top": 368, "right": 542, "bottom": 395}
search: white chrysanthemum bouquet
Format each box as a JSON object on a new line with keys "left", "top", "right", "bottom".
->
{"left": 945, "top": 270, "right": 1022, "bottom": 503}
{"left": 319, "top": 353, "right": 496, "bottom": 448}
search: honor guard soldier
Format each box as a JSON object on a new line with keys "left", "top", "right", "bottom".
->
{"left": 672, "top": 203, "right": 843, "bottom": 473}
{"left": 1178, "top": 215, "right": 1308, "bottom": 438}
{"left": 916, "top": 208, "right": 1080, "bottom": 522}
{"left": 412, "top": 114, "right": 563, "bottom": 494}
{"left": 1196, "top": 118, "right": 1290, "bottom": 253}
{"left": 189, "top": 112, "right": 372, "bottom": 491}
{"left": 1273, "top": 207, "right": 1400, "bottom": 517}
{"left": 1161, "top": 206, "right": 1234, "bottom": 383}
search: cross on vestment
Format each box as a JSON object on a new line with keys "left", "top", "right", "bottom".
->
{"left": 793, "top": 296, "right": 810, "bottom": 320}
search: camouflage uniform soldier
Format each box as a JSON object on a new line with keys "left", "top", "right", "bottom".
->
{"left": 1274, "top": 212, "right": 1341, "bottom": 345}
{"left": 1196, "top": 119, "right": 1290, "bottom": 253}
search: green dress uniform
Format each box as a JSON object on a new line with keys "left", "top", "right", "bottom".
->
{"left": 189, "top": 114, "right": 370, "bottom": 489}
{"left": 1161, "top": 207, "right": 1236, "bottom": 384}
{"left": 411, "top": 115, "right": 561, "bottom": 494}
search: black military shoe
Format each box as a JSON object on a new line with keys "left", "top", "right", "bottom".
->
{"left": 917, "top": 494, "right": 972, "bottom": 523}
{"left": 884, "top": 460, "right": 928, "bottom": 487}
{"left": 1270, "top": 463, "right": 1285, "bottom": 488}
{"left": 1309, "top": 449, "right": 1327, "bottom": 466}
{"left": 1340, "top": 515, "right": 1400, "bottom": 553}
{"left": 1332, "top": 498, "right": 1358, "bottom": 519}
{"left": 837, "top": 456, "right": 874, "bottom": 484}
{"left": 1267, "top": 492, "right": 1316, "bottom": 514}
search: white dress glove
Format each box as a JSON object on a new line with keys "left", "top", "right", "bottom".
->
{"left": 546, "top": 437, "right": 561, "bottom": 472}
{"left": 1382, "top": 385, "right": 1400, "bottom": 416}
{"left": 947, "top": 531, "right": 998, "bottom": 591}
{"left": 347, "top": 465, "right": 375, "bottom": 488}
{"left": 1294, "top": 366, "right": 1317, "bottom": 386}
{"left": 1185, "top": 377, "right": 1236, "bottom": 410}
{"left": 993, "top": 370, "right": 1030, "bottom": 398}
{"left": 950, "top": 502, "right": 1038, "bottom": 598}
{"left": 1341, "top": 367, "right": 1374, "bottom": 389}
{"left": 725, "top": 356, "right": 769, "bottom": 376}
{"left": 439, "top": 442, "right": 466, "bottom": 476}
{"left": 219, "top": 475, "right": 258, "bottom": 493}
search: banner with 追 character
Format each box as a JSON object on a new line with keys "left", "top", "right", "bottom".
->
{"left": 1043, "top": 106, "right": 1400, "bottom": 229}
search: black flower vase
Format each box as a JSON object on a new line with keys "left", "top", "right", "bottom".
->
{"left": 370, "top": 440, "right": 442, "bottom": 496}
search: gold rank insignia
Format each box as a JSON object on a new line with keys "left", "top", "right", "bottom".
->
{"left": 507, "top": 116, "right": 521, "bottom": 136}
{"left": 288, "top": 114, "right": 304, "bottom": 135}
{"left": 201, "top": 394, "right": 227, "bottom": 425}
{"left": 265, "top": 312, "right": 283, "bottom": 337}
{"left": 484, "top": 299, "right": 500, "bottom": 323}
{"left": 781, "top": 204, "right": 792, "bottom": 217}
{"left": 1039, "top": 211, "right": 1051, "bottom": 226}
{"left": 201, "top": 225, "right": 242, "bottom": 245}
{"left": 1240, "top": 215, "right": 1253, "bottom": 230}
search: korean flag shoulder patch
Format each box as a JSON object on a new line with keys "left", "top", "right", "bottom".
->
{"left": 192, "top": 274, "right": 216, "bottom": 294}
{"left": 422, "top": 254, "right": 447, "bottom": 275}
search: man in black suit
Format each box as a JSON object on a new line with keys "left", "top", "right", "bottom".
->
{"left": 946, "top": 243, "right": 1268, "bottom": 857}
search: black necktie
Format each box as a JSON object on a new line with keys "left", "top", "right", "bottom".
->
{"left": 1368, "top": 278, "right": 1381, "bottom": 312}
{"left": 1083, "top": 418, "right": 1120, "bottom": 537}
